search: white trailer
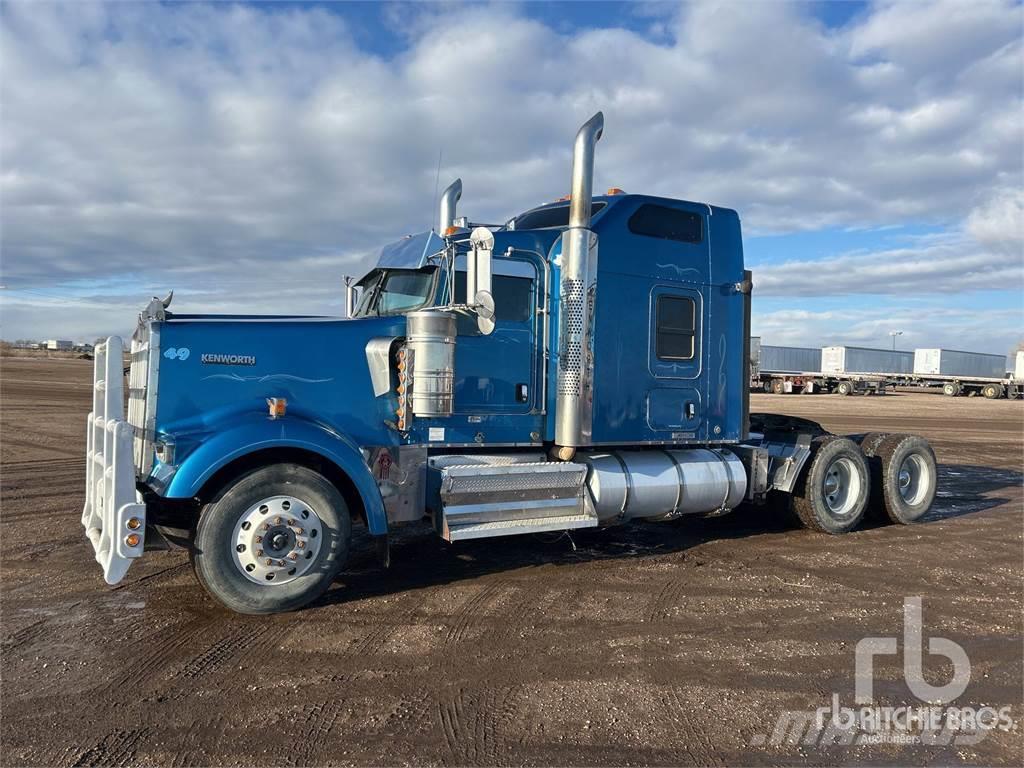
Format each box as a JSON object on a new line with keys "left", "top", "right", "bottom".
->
{"left": 751, "top": 341, "right": 888, "bottom": 396}
{"left": 901, "top": 348, "right": 1021, "bottom": 399}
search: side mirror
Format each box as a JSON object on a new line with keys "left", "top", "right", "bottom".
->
{"left": 344, "top": 276, "right": 360, "bottom": 318}
{"left": 468, "top": 227, "right": 495, "bottom": 335}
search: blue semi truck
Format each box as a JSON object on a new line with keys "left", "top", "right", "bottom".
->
{"left": 82, "top": 113, "right": 939, "bottom": 614}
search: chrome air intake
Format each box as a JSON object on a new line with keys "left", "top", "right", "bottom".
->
{"left": 438, "top": 178, "right": 462, "bottom": 233}
{"left": 580, "top": 449, "right": 747, "bottom": 521}
{"left": 406, "top": 310, "right": 457, "bottom": 417}
{"left": 555, "top": 112, "right": 604, "bottom": 451}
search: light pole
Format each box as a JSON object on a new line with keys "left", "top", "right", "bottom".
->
{"left": 889, "top": 330, "right": 903, "bottom": 351}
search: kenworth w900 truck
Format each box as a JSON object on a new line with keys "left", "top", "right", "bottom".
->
{"left": 82, "top": 113, "right": 939, "bottom": 614}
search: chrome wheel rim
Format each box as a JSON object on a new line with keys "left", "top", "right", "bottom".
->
{"left": 898, "top": 454, "right": 930, "bottom": 506}
{"left": 822, "top": 457, "right": 861, "bottom": 517}
{"left": 231, "top": 495, "right": 323, "bottom": 585}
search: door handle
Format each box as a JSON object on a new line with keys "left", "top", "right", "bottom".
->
{"left": 685, "top": 402, "right": 696, "bottom": 420}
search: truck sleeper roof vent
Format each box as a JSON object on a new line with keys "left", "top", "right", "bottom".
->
{"left": 555, "top": 111, "right": 603, "bottom": 458}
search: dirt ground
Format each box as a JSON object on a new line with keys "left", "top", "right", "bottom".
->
{"left": 1, "top": 357, "right": 1022, "bottom": 766}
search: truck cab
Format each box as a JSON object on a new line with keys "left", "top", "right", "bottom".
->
{"left": 82, "top": 113, "right": 938, "bottom": 614}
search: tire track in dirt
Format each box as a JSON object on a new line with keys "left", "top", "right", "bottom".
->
{"left": 168, "top": 713, "right": 226, "bottom": 768}
{"left": 1, "top": 617, "right": 49, "bottom": 652}
{"left": 661, "top": 686, "right": 726, "bottom": 766}
{"left": 111, "top": 561, "right": 190, "bottom": 592}
{"left": 341, "top": 594, "right": 422, "bottom": 660}
{"left": 69, "top": 727, "right": 152, "bottom": 768}
{"left": 647, "top": 576, "right": 689, "bottom": 623}
{"left": 290, "top": 674, "right": 354, "bottom": 767}
{"left": 175, "top": 623, "right": 290, "bottom": 682}
{"left": 1, "top": 437, "right": 82, "bottom": 459}
{"left": 483, "top": 583, "right": 549, "bottom": 647}
{"left": 443, "top": 580, "right": 509, "bottom": 647}
{"left": 1, "top": 457, "right": 85, "bottom": 473}
{"left": 98, "top": 617, "right": 214, "bottom": 696}
{"left": 436, "top": 687, "right": 516, "bottom": 766}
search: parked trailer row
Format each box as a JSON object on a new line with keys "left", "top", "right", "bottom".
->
{"left": 897, "top": 349, "right": 1023, "bottom": 399}
{"left": 750, "top": 340, "right": 890, "bottom": 395}
{"left": 751, "top": 343, "right": 1023, "bottom": 399}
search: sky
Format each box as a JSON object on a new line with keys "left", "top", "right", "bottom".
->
{"left": 1, "top": 0, "right": 1022, "bottom": 357}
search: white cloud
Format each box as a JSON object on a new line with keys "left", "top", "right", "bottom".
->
{"left": 0, "top": 0, "right": 1022, "bottom": 342}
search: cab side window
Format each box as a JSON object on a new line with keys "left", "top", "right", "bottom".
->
{"left": 655, "top": 295, "right": 696, "bottom": 361}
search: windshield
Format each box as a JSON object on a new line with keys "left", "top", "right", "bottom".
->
{"left": 353, "top": 267, "right": 437, "bottom": 317}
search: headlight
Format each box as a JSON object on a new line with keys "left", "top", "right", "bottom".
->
{"left": 154, "top": 435, "right": 176, "bottom": 466}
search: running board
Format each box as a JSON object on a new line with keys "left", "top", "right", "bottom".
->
{"left": 433, "top": 460, "right": 597, "bottom": 542}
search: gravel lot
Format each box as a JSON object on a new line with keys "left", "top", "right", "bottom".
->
{"left": 2, "top": 357, "right": 1021, "bottom": 766}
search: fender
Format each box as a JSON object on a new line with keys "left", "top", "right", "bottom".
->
{"left": 161, "top": 413, "right": 388, "bottom": 535}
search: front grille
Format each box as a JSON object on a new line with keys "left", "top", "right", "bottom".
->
{"left": 127, "top": 319, "right": 159, "bottom": 476}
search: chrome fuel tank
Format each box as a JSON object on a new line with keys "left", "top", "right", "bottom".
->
{"left": 579, "top": 449, "right": 747, "bottom": 521}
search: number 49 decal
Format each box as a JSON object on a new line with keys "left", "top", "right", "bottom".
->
{"left": 163, "top": 347, "right": 190, "bottom": 361}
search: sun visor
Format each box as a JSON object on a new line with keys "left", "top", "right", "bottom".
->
{"left": 373, "top": 231, "right": 445, "bottom": 270}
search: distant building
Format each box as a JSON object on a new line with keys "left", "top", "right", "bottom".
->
{"left": 46, "top": 339, "right": 74, "bottom": 351}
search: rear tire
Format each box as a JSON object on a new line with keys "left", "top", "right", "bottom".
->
{"left": 792, "top": 436, "right": 869, "bottom": 534}
{"left": 872, "top": 434, "right": 937, "bottom": 524}
{"left": 856, "top": 432, "right": 890, "bottom": 522}
{"left": 836, "top": 381, "right": 853, "bottom": 396}
{"left": 942, "top": 382, "right": 960, "bottom": 397}
{"left": 770, "top": 378, "right": 785, "bottom": 395}
{"left": 982, "top": 383, "right": 1003, "bottom": 399}
{"left": 191, "top": 464, "right": 351, "bottom": 614}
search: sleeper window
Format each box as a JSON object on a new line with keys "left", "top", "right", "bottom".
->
{"left": 656, "top": 296, "right": 696, "bottom": 361}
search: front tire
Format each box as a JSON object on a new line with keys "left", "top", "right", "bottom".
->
{"left": 836, "top": 381, "right": 853, "bottom": 396}
{"left": 792, "top": 436, "right": 870, "bottom": 534}
{"left": 943, "top": 382, "right": 960, "bottom": 397}
{"left": 191, "top": 464, "right": 351, "bottom": 614}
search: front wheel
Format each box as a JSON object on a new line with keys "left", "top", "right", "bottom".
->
{"left": 191, "top": 464, "right": 351, "bottom": 614}
{"left": 942, "top": 382, "right": 960, "bottom": 397}
{"left": 836, "top": 381, "right": 853, "bottom": 396}
{"left": 792, "top": 436, "right": 870, "bottom": 534}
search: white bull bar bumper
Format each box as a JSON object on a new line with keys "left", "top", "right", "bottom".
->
{"left": 82, "top": 336, "right": 147, "bottom": 584}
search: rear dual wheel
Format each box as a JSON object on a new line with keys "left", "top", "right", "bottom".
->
{"left": 862, "top": 434, "right": 937, "bottom": 524}
{"left": 982, "top": 383, "right": 1004, "bottom": 399}
{"left": 793, "top": 436, "right": 870, "bottom": 534}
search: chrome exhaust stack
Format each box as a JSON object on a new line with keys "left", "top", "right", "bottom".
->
{"left": 554, "top": 112, "right": 604, "bottom": 457}
{"left": 438, "top": 178, "right": 463, "bottom": 233}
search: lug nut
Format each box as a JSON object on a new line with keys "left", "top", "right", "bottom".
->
{"left": 288, "top": 552, "right": 298, "bottom": 560}
{"left": 255, "top": 536, "right": 263, "bottom": 543}
{"left": 297, "top": 541, "right": 306, "bottom": 549}
{"left": 261, "top": 523, "right": 270, "bottom": 531}
{"left": 287, "top": 519, "right": 297, "bottom": 526}
{"left": 274, "top": 516, "right": 283, "bottom": 524}
{"left": 256, "top": 549, "right": 264, "bottom": 557}
{"left": 265, "top": 558, "right": 274, "bottom": 566}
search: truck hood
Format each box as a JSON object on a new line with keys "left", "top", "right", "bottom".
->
{"left": 154, "top": 314, "right": 407, "bottom": 451}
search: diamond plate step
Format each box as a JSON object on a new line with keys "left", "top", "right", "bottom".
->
{"left": 432, "top": 459, "right": 597, "bottom": 542}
